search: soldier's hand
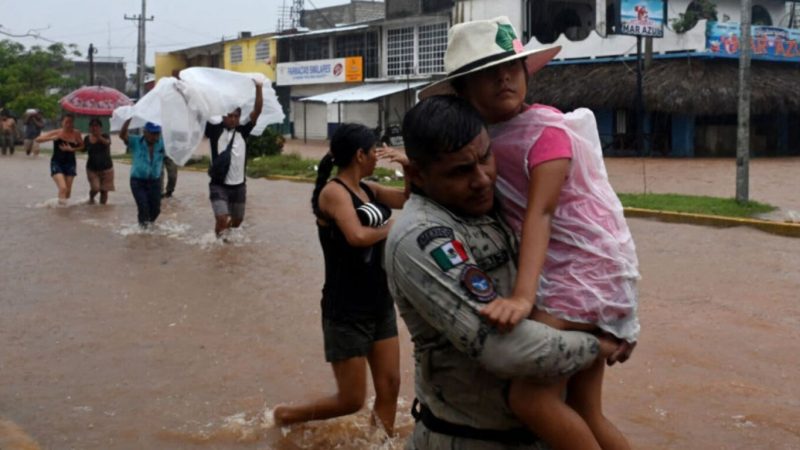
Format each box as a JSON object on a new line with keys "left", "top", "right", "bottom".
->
{"left": 479, "top": 296, "right": 534, "bottom": 333}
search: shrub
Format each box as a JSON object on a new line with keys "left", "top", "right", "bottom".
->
{"left": 246, "top": 125, "right": 286, "bottom": 159}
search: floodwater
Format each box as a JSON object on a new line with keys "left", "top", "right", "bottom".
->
{"left": 1, "top": 152, "right": 800, "bottom": 449}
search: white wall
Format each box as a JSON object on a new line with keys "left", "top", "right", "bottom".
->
{"left": 292, "top": 84, "right": 340, "bottom": 140}
{"left": 455, "top": 0, "right": 524, "bottom": 33}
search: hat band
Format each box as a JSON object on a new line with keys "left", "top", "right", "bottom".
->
{"left": 450, "top": 50, "right": 516, "bottom": 77}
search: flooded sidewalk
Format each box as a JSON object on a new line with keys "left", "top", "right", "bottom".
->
{"left": 1, "top": 152, "right": 799, "bottom": 449}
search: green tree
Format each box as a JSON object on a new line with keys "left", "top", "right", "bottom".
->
{"left": 0, "top": 40, "right": 81, "bottom": 119}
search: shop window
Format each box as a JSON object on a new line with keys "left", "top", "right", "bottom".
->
{"left": 335, "top": 32, "right": 379, "bottom": 78}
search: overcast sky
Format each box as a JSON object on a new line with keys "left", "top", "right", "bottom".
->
{"left": 0, "top": 0, "right": 346, "bottom": 73}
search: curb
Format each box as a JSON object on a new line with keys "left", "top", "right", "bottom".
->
{"left": 624, "top": 208, "right": 800, "bottom": 238}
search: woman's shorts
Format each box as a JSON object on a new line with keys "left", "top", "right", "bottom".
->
{"left": 50, "top": 160, "right": 77, "bottom": 177}
{"left": 322, "top": 309, "right": 398, "bottom": 363}
{"left": 87, "top": 168, "right": 115, "bottom": 192}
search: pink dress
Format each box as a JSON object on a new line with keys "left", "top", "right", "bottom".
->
{"left": 490, "top": 105, "right": 640, "bottom": 342}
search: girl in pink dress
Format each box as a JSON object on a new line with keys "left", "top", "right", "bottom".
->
{"left": 421, "top": 16, "right": 640, "bottom": 450}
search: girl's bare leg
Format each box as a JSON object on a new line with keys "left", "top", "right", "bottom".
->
{"left": 52, "top": 174, "right": 68, "bottom": 204}
{"left": 366, "top": 336, "right": 400, "bottom": 435}
{"left": 64, "top": 176, "right": 74, "bottom": 200}
{"left": 509, "top": 378, "right": 601, "bottom": 450}
{"left": 273, "top": 356, "right": 368, "bottom": 425}
{"left": 567, "top": 358, "right": 631, "bottom": 450}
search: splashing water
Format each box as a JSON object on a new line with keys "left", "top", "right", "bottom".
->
{"left": 159, "top": 398, "right": 415, "bottom": 449}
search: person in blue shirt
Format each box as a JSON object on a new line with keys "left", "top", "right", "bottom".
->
{"left": 119, "top": 120, "right": 165, "bottom": 228}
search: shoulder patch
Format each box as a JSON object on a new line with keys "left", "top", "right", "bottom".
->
{"left": 417, "top": 226, "right": 455, "bottom": 250}
{"left": 430, "top": 239, "right": 468, "bottom": 271}
{"left": 459, "top": 265, "right": 497, "bottom": 303}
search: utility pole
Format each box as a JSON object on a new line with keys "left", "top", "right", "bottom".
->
{"left": 736, "top": 0, "right": 752, "bottom": 203}
{"left": 124, "top": 0, "right": 154, "bottom": 99}
{"left": 88, "top": 43, "right": 97, "bottom": 85}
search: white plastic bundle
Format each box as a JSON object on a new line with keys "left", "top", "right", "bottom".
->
{"left": 492, "top": 107, "right": 641, "bottom": 342}
{"left": 111, "top": 68, "right": 285, "bottom": 166}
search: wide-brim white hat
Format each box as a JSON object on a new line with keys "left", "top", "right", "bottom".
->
{"left": 419, "top": 16, "right": 560, "bottom": 99}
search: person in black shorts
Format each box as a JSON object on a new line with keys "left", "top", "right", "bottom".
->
{"left": 36, "top": 113, "right": 84, "bottom": 205}
{"left": 273, "top": 123, "right": 409, "bottom": 436}
{"left": 204, "top": 80, "right": 263, "bottom": 237}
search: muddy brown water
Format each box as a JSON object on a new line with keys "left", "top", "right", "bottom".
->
{"left": 1, "top": 153, "right": 798, "bottom": 449}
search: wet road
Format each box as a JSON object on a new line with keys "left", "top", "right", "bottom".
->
{"left": 1, "top": 153, "right": 799, "bottom": 449}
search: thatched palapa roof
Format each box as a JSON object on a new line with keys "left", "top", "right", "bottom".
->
{"left": 527, "top": 58, "right": 800, "bottom": 116}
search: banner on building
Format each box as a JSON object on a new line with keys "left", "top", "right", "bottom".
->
{"left": 617, "top": 0, "right": 666, "bottom": 37}
{"left": 707, "top": 22, "right": 800, "bottom": 62}
{"left": 277, "top": 57, "right": 363, "bottom": 86}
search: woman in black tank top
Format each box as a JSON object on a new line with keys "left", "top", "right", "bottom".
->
{"left": 274, "top": 123, "right": 409, "bottom": 436}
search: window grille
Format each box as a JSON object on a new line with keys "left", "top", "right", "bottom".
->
{"left": 418, "top": 22, "right": 447, "bottom": 74}
{"left": 255, "top": 40, "right": 270, "bottom": 61}
{"left": 230, "top": 45, "right": 243, "bottom": 64}
{"left": 387, "top": 27, "right": 414, "bottom": 76}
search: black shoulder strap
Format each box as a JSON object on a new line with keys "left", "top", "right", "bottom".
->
{"left": 330, "top": 178, "right": 364, "bottom": 206}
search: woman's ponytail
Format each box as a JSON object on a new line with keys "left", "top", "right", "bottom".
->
{"left": 311, "top": 153, "right": 335, "bottom": 218}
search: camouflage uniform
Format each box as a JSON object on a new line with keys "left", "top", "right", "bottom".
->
{"left": 385, "top": 194, "right": 600, "bottom": 449}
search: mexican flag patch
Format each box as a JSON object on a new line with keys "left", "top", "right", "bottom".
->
{"left": 430, "top": 240, "right": 468, "bottom": 271}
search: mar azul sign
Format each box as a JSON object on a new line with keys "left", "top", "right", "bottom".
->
{"left": 618, "top": 0, "right": 666, "bottom": 38}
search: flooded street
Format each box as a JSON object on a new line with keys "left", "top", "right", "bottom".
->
{"left": 1, "top": 153, "right": 799, "bottom": 449}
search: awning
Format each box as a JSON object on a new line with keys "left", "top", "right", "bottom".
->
{"left": 299, "top": 81, "right": 429, "bottom": 104}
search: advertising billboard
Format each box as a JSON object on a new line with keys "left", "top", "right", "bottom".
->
{"left": 707, "top": 22, "right": 800, "bottom": 62}
{"left": 618, "top": 0, "right": 667, "bottom": 38}
{"left": 277, "top": 57, "right": 363, "bottom": 86}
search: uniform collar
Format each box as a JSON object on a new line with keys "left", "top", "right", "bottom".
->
{"left": 408, "top": 193, "right": 500, "bottom": 226}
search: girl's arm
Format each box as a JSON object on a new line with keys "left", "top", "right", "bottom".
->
{"left": 35, "top": 128, "right": 61, "bottom": 143}
{"left": 480, "top": 158, "right": 570, "bottom": 332}
{"left": 320, "top": 183, "right": 392, "bottom": 247}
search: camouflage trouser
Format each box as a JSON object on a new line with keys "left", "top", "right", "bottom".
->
{"left": 0, "top": 132, "right": 13, "bottom": 154}
{"left": 405, "top": 423, "right": 549, "bottom": 450}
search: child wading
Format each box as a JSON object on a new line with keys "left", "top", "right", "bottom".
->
{"left": 420, "top": 16, "right": 641, "bottom": 450}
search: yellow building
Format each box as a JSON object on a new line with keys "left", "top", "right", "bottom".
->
{"left": 223, "top": 33, "right": 277, "bottom": 81}
{"left": 154, "top": 33, "right": 276, "bottom": 82}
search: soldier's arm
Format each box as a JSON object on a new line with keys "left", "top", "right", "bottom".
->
{"left": 388, "top": 226, "right": 599, "bottom": 381}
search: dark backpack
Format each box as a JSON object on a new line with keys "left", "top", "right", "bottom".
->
{"left": 208, "top": 132, "right": 236, "bottom": 184}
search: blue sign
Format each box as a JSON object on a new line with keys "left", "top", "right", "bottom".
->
{"left": 706, "top": 22, "right": 800, "bottom": 62}
{"left": 619, "top": 0, "right": 666, "bottom": 37}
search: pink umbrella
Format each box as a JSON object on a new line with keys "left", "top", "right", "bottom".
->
{"left": 59, "top": 86, "right": 133, "bottom": 116}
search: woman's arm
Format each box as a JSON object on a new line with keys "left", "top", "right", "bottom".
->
{"left": 372, "top": 144, "right": 411, "bottom": 209}
{"left": 35, "top": 128, "right": 61, "bottom": 143}
{"left": 479, "top": 158, "right": 570, "bottom": 331}
{"left": 365, "top": 181, "right": 407, "bottom": 210}
{"left": 320, "top": 183, "right": 391, "bottom": 247}
{"left": 69, "top": 131, "right": 84, "bottom": 152}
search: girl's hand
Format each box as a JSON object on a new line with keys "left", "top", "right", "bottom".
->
{"left": 479, "top": 296, "right": 535, "bottom": 333}
{"left": 606, "top": 339, "right": 636, "bottom": 366}
{"left": 376, "top": 143, "right": 409, "bottom": 166}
